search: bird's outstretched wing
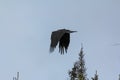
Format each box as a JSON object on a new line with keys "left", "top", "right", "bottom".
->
{"left": 50, "top": 30, "right": 65, "bottom": 52}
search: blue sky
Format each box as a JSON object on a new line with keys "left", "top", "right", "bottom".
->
{"left": 0, "top": 0, "right": 120, "bottom": 80}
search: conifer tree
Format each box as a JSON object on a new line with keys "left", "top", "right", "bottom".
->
{"left": 69, "top": 45, "right": 87, "bottom": 80}
{"left": 118, "top": 74, "right": 120, "bottom": 80}
{"left": 91, "top": 71, "right": 98, "bottom": 80}
{"left": 13, "top": 72, "right": 19, "bottom": 80}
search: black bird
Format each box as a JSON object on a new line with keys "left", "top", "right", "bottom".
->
{"left": 50, "top": 29, "right": 77, "bottom": 54}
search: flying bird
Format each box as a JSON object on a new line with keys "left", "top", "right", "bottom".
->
{"left": 50, "top": 29, "right": 77, "bottom": 54}
{"left": 112, "top": 43, "right": 120, "bottom": 46}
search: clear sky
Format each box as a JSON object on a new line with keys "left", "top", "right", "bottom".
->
{"left": 0, "top": 0, "right": 120, "bottom": 80}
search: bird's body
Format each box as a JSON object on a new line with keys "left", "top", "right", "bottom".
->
{"left": 50, "top": 29, "right": 76, "bottom": 54}
{"left": 59, "top": 32, "right": 70, "bottom": 53}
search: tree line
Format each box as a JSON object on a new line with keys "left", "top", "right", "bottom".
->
{"left": 68, "top": 46, "right": 119, "bottom": 80}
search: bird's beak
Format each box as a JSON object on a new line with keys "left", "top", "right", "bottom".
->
{"left": 70, "top": 31, "right": 77, "bottom": 33}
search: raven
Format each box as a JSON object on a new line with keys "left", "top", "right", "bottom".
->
{"left": 50, "top": 29, "right": 76, "bottom": 54}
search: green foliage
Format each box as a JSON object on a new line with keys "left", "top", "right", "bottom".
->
{"left": 13, "top": 72, "right": 19, "bottom": 80}
{"left": 91, "top": 71, "right": 98, "bottom": 80}
{"left": 69, "top": 45, "right": 87, "bottom": 80}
